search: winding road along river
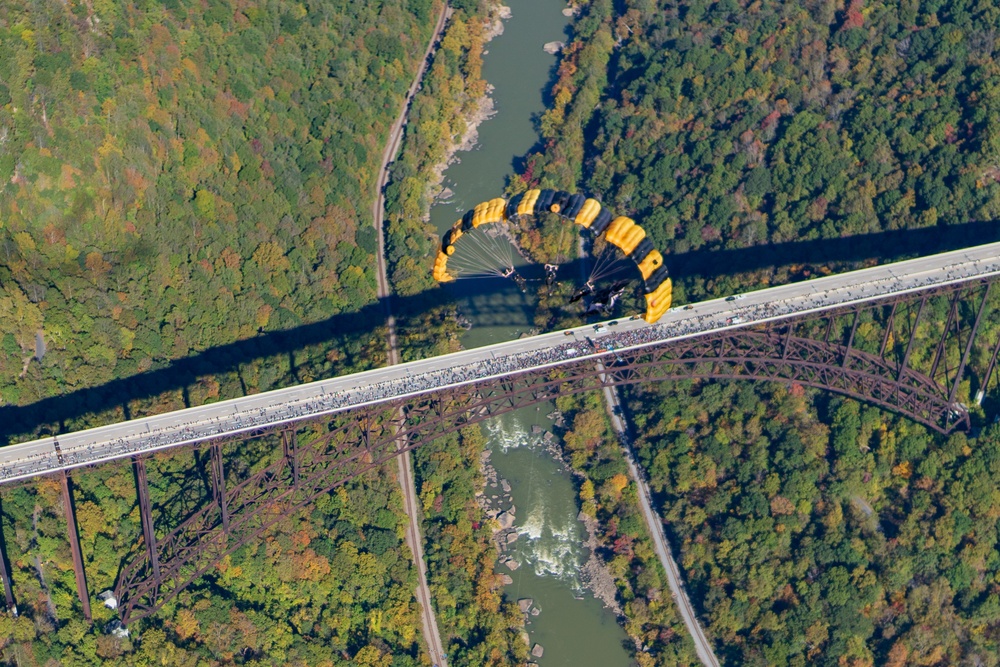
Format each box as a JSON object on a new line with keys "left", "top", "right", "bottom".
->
{"left": 428, "top": 1, "right": 633, "bottom": 664}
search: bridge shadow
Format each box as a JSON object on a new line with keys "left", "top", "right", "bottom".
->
{"left": 0, "top": 287, "right": 531, "bottom": 444}
{"left": 667, "top": 220, "right": 1000, "bottom": 279}
{"left": 1, "top": 220, "right": 995, "bottom": 445}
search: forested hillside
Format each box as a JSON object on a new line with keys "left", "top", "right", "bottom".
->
{"left": 517, "top": 0, "right": 1000, "bottom": 299}
{"left": 0, "top": 0, "right": 438, "bottom": 435}
{"left": 0, "top": 430, "right": 429, "bottom": 665}
{"left": 508, "top": 0, "right": 1000, "bottom": 664}
{"left": 0, "top": 0, "right": 452, "bottom": 664}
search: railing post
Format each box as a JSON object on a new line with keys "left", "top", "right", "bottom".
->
{"left": 0, "top": 495, "right": 15, "bottom": 615}
{"left": 59, "top": 470, "right": 91, "bottom": 622}
{"left": 210, "top": 444, "right": 229, "bottom": 534}
{"left": 133, "top": 457, "right": 161, "bottom": 583}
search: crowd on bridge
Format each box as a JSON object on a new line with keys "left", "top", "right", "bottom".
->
{"left": 3, "top": 252, "right": 1000, "bottom": 482}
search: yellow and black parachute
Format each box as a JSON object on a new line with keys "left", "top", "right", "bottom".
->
{"left": 432, "top": 189, "right": 673, "bottom": 323}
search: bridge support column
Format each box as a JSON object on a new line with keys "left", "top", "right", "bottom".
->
{"left": 949, "top": 284, "right": 991, "bottom": 406}
{"left": 979, "top": 328, "right": 1000, "bottom": 405}
{"left": 880, "top": 302, "right": 898, "bottom": 357}
{"left": 842, "top": 310, "right": 861, "bottom": 367}
{"left": 59, "top": 470, "right": 91, "bottom": 622}
{"left": 210, "top": 444, "right": 229, "bottom": 534}
{"left": 898, "top": 297, "right": 927, "bottom": 381}
{"left": 281, "top": 430, "right": 298, "bottom": 487}
{"left": 133, "top": 457, "right": 161, "bottom": 583}
{"left": 931, "top": 292, "right": 962, "bottom": 379}
{"left": 781, "top": 322, "right": 794, "bottom": 359}
{"left": 0, "top": 496, "right": 15, "bottom": 615}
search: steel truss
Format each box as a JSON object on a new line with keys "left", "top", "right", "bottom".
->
{"left": 110, "top": 280, "right": 1000, "bottom": 624}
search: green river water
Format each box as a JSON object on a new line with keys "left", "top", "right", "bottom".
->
{"left": 427, "top": 1, "right": 633, "bottom": 664}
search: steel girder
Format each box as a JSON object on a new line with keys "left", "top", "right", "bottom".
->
{"left": 113, "top": 317, "right": 974, "bottom": 623}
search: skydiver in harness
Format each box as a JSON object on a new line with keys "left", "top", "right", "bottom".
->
{"left": 544, "top": 264, "right": 558, "bottom": 286}
{"left": 499, "top": 266, "right": 527, "bottom": 292}
{"left": 513, "top": 273, "right": 528, "bottom": 292}
{"left": 584, "top": 279, "right": 630, "bottom": 315}
{"left": 570, "top": 281, "right": 595, "bottom": 303}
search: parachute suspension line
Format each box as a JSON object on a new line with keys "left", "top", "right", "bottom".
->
{"left": 587, "top": 243, "right": 630, "bottom": 285}
{"left": 471, "top": 229, "right": 517, "bottom": 277}
{"left": 445, "top": 226, "right": 518, "bottom": 280}
{"left": 446, "top": 238, "right": 510, "bottom": 278}
{"left": 449, "top": 241, "right": 504, "bottom": 276}
{"left": 479, "top": 225, "right": 517, "bottom": 270}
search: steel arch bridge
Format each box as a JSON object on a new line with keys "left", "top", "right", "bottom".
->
{"left": 2, "top": 277, "right": 1000, "bottom": 624}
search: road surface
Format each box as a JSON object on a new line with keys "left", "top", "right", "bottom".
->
{"left": 4, "top": 241, "right": 1000, "bottom": 485}
{"left": 600, "top": 375, "right": 720, "bottom": 667}
{"left": 371, "top": 4, "right": 452, "bottom": 666}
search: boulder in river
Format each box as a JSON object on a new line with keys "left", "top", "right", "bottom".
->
{"left": 518, "top": 598, "right": 533, "bottom": 612}
{"left": 499, "top": 573, "right": 514, "bottom": 586}
{"left": 543, "top": 41, "right": 565, "bottom": 54}
{"left": 497, "top": 511, "right": 515, "bottom": 530}
{"left": 531, "top": 643, "right": 545, "bottom": 658}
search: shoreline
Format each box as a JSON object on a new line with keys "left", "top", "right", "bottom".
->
{"left": 425, "top": 5, "right": 511, "bottom": 209}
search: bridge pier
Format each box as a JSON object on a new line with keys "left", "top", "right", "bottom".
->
{"left": 0, "top": 495, "right": 15, "bottom": 615}
{"left": 210, "top": 444, "right": 229, "bottom": 533}
{"left": 948, "top": 284, "right": 991, "bottom": 408}
{"left": 931, "top": 291, "right": 962, "bottom": 379}
{"left": 281, "top": 429, "right": 298, "bottom": 487}
{"left": 59, "top": 470, "right": 91, "bottom": 622}
{"left": 979, "top": 327, "right": 1000, "bottom": 405}
{"left": 842, "top": 310, "right": 860, "bottom": 367}
{"left": 879, "top": 302, "right": 898, "bottom": 357}
{"left": 133, "top": 457, "right": 161, "bottom": 583}
{"left": 897, "top": 297, "right": 926, "bottom": 381}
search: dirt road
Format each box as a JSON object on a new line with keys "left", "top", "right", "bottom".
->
{"left": 600, "top": 374, "right": 720, "bottom": 667}
{"left": 371, "top": 3, "right": 451, "bottom": 666}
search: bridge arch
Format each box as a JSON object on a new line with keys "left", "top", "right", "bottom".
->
{"left": 112, "top": 316, "right": 973, "bottom": 623}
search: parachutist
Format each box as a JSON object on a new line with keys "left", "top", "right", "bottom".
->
{"left": 543, "top": 263, "right": 559, "bottom": 294}
{"left": 570, "top": 281, "right": 595, "bottom": 303}
{"left": 584, "top": 280, "right": 630, "bottom": 315}
{"left": 431, "top": 189, "right": 674, "bottom": 321}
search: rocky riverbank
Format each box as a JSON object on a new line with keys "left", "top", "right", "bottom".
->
{"left": 477, "top": 414, "right": 626, "bottom": 620}
{"left": 427, "top": 4, "right": 511, "bottom": 206}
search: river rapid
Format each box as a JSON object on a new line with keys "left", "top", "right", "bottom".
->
{"left": 427, "top": 1, "right": 633, "bottom": 664}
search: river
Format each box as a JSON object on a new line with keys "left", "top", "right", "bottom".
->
{"left": 428, "top": 1, "right": 633, "bottom": 665}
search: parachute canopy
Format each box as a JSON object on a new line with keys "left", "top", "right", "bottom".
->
{"left": 432, "top": 189, "right": 673, "bottom": 323}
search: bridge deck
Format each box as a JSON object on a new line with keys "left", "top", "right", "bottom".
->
{"left": 3, "top": 242, "right": 1000, "bottom": 484}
